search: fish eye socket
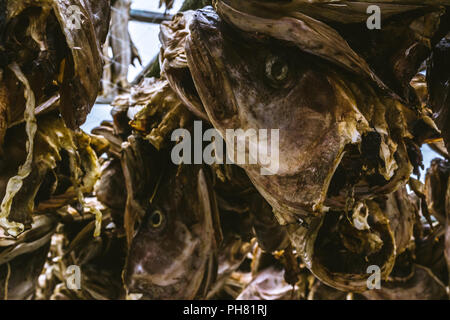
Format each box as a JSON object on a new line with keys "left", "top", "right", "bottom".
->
{"left": 149, "top": 210, "right": 164, "bottom": 228}
{"left": 265, "top": 55, "right": 289, "bottom": 83}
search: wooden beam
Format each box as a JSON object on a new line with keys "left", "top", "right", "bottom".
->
{"left": 129, "top": 9, "right": 173, "bottom": 24}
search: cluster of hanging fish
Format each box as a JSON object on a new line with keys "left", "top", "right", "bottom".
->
{"left": 1, "top": 0, "right": 450, "bottom": 300}
{"left": 0, "top": 0, "right": 110, "bottom": 299}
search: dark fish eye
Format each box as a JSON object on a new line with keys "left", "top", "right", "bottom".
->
{"left": 265, "top": 54, "right": 289, "bottom": 83}
{"left": 149, "top": 210, "right": 164, "bottom": 229}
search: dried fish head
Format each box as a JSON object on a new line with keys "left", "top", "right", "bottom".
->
{"left": 184, "top": 7, "right": 417, "bottom": 226}
{"left": 185, "top": 7, "right": 372, "bottom": 223}
{"left": 123, "top": 139, "right": 219, "bottom": 299}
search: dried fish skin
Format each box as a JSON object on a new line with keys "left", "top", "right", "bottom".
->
{"left": 34, "top": 209, "right": 127, "bottom": 300}
{"left": 95, "top": 159, "right": 127, "bottom": 212}
{"left": 446, "top": 174, "right": 450, "bottom": 280}
{"left": 211, "top": 164, "right": 286, "bottom": 252}
{"left": 214, "top": 1, "right": 389, "bottom": 92}
{"left": 186, "top": 7, "right": 365, "bottom": 221}
{"left": 2, "top": 0, "right": 110, "bottom": 129}
{"left": 236, "top": 266, "right": 297, "bottom": 300}
{"left": 382, "top": 187, "right": 416, "bottom": 255}
{"left": 358, "top": 247, "right": 448, "bottom": 301}
{"left": 206, "top": 235, "right": 251, "bottom": 299}
{"left": 217, "top": 1, "right": 450, "bottom": 105}
{"left": 111, "top": 77, "right": 193, "bottom": 151}
{"left": 123, "top": 78, "right": 192, "bottom": 150}
{"left": 0, "top": 115, "right": 66, "bottom": 228}
{"left": 427, "top": 34, "right": 450, "bottom": 152}
{"left": 337, "top": 9, "right": 449, "bottom": 107}
{"left": 250, "top": 194, "right": 289, "bottom": 253}
{"left": 0, "top": 114, "right": 100, "bottom": 233}
{"left": 287, "top": 199, "right": 396, "bottom": 292}
{"left": 308, "top": 281, "right": 348, "bottom": 300}
{"left": 0, "top": 214, "right": 58, "bottom": 300}
{"left": 123, "top": 161, "right": 219, "bottom": 299}
{"left": 185, "top": 7, "right": 417, "bottom": 225}
{"left": 414, "top": 231, "right": 449, "bottom": 285}
{"left": 205, "top": 203, "right": 252, "bottom": 298}
{"left": 91, "top": 121, "right": 125, "bottom": 159}
{"left": 160, "top": 11, "right": 209, "bottom": 121}
{"left": 297, "top": 181, "right": 440, "bottom": 295}
{"left": 32, "top": 118, "right": 100, "bottom": 213}
{"left": 424, "top": 158, "right": 449, "bottom": 224}
{"left": 0, "top": 243, "right": 51, "bottom": 300}
{"left": 52, "top": 0, "right": 110, "bottom": 128}
{"left": 63, "top": 217, "right": 126, "bottom": 300}
{"left": 215, "top": 1, "right": 450, "bottom": 25}
{"left": 0, "top": 63, "right": 38, "bottom": 235}
{"left": 423, "top": 158, "right": 450, "bottom": 281}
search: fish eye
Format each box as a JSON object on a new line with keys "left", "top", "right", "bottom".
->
{"left": 148, "top": 210, "right": 164, "bottom": 228}
{"left": 265, "top": 54, "right": 289, "bottom": 84}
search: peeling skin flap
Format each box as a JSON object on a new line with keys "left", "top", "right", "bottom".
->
{"left": 0, "top": 63, "right": 38, "bottom": 237}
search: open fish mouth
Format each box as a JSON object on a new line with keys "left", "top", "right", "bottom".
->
{"left": 181, "top": 5, "right": 432, "bottom": 291}
{"left": 185, "top": 6, "right": 416, "bottom": 224}
{"left": 187, "top": 8, "right": 349, "bottom": 219}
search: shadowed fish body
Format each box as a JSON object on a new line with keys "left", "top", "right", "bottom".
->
{"left": 123, "top": 139, "right": 220, "bottom": 299}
